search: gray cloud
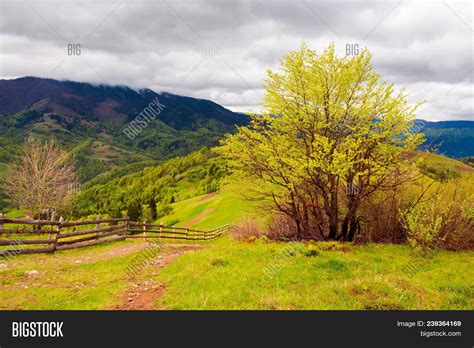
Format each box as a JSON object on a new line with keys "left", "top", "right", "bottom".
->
{"left": 0, "top": 0, "right": 472, "bottom": 120}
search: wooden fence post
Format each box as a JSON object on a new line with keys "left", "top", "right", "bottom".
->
{"left": 143, "top": 221, "right": 146, "bottom": 239}
{"left": 0, "top": 213, "right": 3, "bottom": 234}
{"left": 160, "top": 222, "right": 163, "bottom": 239}
{"left": 124, "top": 217, "right": 129, "bottom": 240}
{"left": 49, "top": 211, "right": 56, "bottom": 242}
{"left": 54, "top": 216, "right": 64, "bottom": 252}
{"left": 186, "top": 228, "right": 189, "bottom": 241}
{"left": 95, "top": 215, "right": 101, "bottom": 240}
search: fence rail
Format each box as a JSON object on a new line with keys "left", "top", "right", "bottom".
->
{"left": 0, "top": 216, "right": 231, "bottom": 257}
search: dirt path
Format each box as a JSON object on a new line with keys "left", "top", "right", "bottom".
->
{"left": 113, "top": 245, "right": 205, "bottom": 310}
{"left": 181, "top": 207, "right": 214, "bottom": 228}
{"left": 198, "top": 192, "right": 217, "bottom": 201}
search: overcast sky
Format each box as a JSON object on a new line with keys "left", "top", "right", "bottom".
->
{"left": 0, "top": 0, "right": 472, "bottom": 120}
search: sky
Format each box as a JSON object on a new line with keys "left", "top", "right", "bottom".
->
{"left": 0, "top": 0, "right": 472, "bottom": 121}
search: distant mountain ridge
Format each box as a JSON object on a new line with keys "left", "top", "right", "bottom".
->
{"left": 419, "top": 120, "right": 473, "bottom": 129}
{"left": 417, "top": 119, "right": 474, "bottom": 158}
{"left": 0, "top": 76, "right": 247, "bottom": 130}
{"left": 0, "top": 77, "right": 472, "bottom": 183}
{"left": 0, "top": 77, "right": 249, "bottom": 181}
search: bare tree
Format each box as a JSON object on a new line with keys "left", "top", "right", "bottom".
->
{"left": 4, "top": 138, "right": 77, "bottom": 218}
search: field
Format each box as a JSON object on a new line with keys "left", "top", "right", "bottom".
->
{"left": 156, "top": 238, "right": 474, "bottom": 310}
{"left": 1, "top": 148, "right": 473, "bottom": 310}
{"left": 161, "top": 191, "right": 257, "bottom": 230}
{"left": 1, "top": 205, "right": 472, "bottom": 310}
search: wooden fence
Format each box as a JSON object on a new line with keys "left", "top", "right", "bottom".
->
{"left": 0, "top": 216, "right": 231, "bottom": 257}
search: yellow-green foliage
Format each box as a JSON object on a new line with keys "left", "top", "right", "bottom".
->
{"left": 402, "top": 201, "right": 444, "bottom": 250}
{"left": 73, "top": 147, "right": 226, "bottom": 220}
{"left": 223, "top": 42, "right": 424, "bottom": 240}
{"left": 402, "top": 177, "right": 474, "bottom": 250}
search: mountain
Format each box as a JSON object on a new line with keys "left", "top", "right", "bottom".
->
{"left": 0, "top": 77, "right": 249, "bottom": 181}
{"left": 0, "top": 77, "right": 472, "bottom": 184}
{"left": 418, "top": 120, "right": 474, "bottom": 158}
{"left": 0, "top": 76, "right": 246, "bottom": 130}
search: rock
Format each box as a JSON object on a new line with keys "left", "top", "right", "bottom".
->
{"left": 27, "top": 270, "right": 39, "bottom": 276}
{"left": 127, "top": 297, "right": 133, "bottom": 302}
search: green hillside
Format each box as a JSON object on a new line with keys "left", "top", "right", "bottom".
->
{"left": 72, "top": 147, "right": 227, "bottom": 220}
{"left": 0, "top": 77, "right": 250, "bottom": 183}
{"left": 417, "top": 150, "right": 474, "bottom": 181}
{"left": 71, "top": 146, "right": 473, "bottom": 229}
{"left": 160, "top": 191, "right": 255, "bottom": 230}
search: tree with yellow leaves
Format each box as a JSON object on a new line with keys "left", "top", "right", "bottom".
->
{"left": 223, "top": 43, "right": 424, "bottom": 241}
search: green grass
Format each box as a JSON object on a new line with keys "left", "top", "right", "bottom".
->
{"left": 161, "top": 190, "right": 257, "bottom": 230}
{"left": 1, "top": 234, "right": 472, "bottom": 310}
{"left": 4, "top": 209, "right": 25, "bottom": 218}
{"left": 1, "top": 147, "right": 473, "bottom": 310}
{"left": 155, "top": 237, "right": 474, "bottom": 310}
{"left": 418, "top": 151, "right": 474, "bottom": 177}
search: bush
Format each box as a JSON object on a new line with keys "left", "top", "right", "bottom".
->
{"left": 141, "top": 204, "right": 155, "bottom": 222}
{"left": 156, "top": 203, "right": 173, "bottom": 219}
{"left": 401, "top": 201, "right": 443, "bottom": 251}
{"left": 401, "top": 179, "right": 474, "bottom": 251}
{"left": 302, "top": 244, "right": 319, "bottom": 257}
{"left": 266, "top": 214, "right": 299, "bottom": 240}
{"left": 163, "top": 219, "right": 179, "bottom": 227}
{"left": 232, "top": 217, "right": 263, "bottom": 241}
{"left": 358, "top": 174, "right": 428, "bottom": 244}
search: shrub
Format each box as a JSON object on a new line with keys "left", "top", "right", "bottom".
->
{"left": 163, "top": 219, "right": 179, "bottom": 227}
{"left": 401, "top": 179, "right": 474, "bottom": 251}
{"left": 302, "top": 244, "right": 319, "bottom": 257}
{"left": 266, "top": 214, "right": 299, "bottom": 241}
{"left": 232, "top": 217, "right": 263, "bottom": 241}
{"left": 358, "top": 175, "right": 427, "bottom": 244}
{"left": 156, "top": 203, "right": 173, "bottom": 219}
{"left": 401, "top": 201, "right": 443, "bottom": 251}
{"left": 141, "top": 204, "right": 155, "bottom": 222}
{"left": 359, "top": 172, "right": 472, "bottom": 248}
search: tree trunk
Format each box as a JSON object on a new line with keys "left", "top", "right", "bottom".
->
{"left": 328, "top": 218, "right": 338, "bottom": 240}
{"left": 346, "top": 214, "right": 358, "bottom": 241}
{"left": 345, "top": 200, "right": 359, "bottom": 241}
{"left": 341, "top": 215, "right": 350, "bottom": 240}
{"left": 327, "top": 177, "right": 339, "bottom": 240}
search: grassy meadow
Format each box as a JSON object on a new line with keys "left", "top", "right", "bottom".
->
{"left": 161, "top": 191, "right": 257, "bottom": 230}
{"left": 156, "top": 237, "right": 473, "bottom": 310}
{"left": 0, "top": 231, "right": 472, "bottom": 310}
{"left": 1, "top": 148, "right": 473, "bottom": 310}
